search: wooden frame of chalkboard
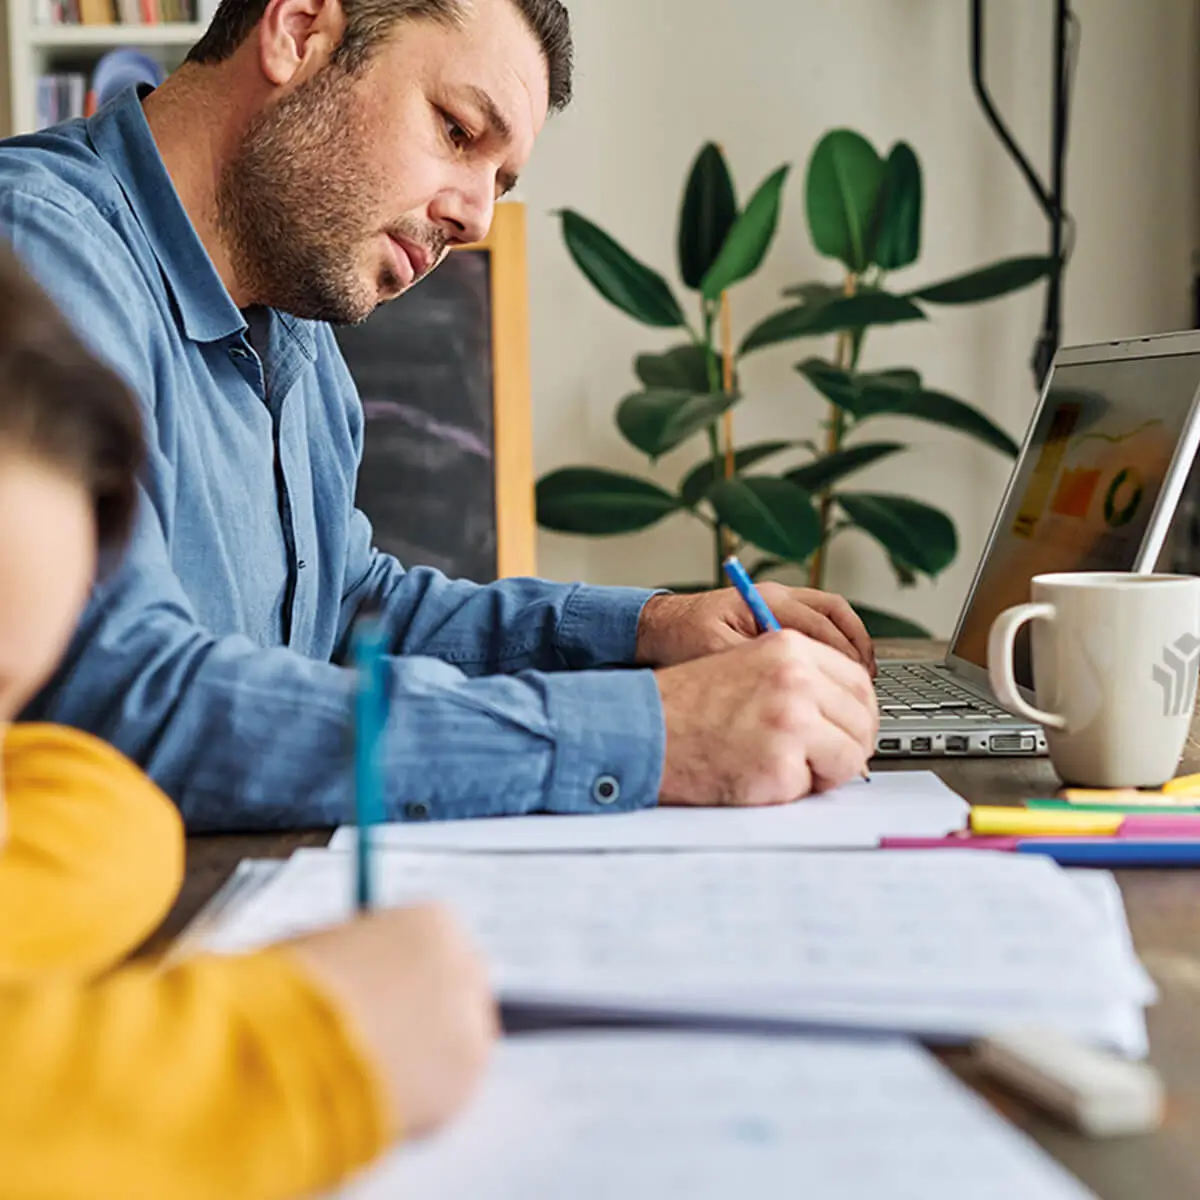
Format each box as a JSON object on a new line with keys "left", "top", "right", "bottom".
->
{"left": 337, "top": 201, "right": 535, "bottom": 583}
{"left": 467, "top": 202, "right": 536, "bottom": 579}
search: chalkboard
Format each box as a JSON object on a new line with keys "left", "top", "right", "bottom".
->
{"left": 334, "top": 203, "right": 535, "bottom": 583}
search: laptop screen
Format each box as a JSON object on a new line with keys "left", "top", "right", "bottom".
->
{"left": 950, "top": 351, "right": 1200, "bottom": 687}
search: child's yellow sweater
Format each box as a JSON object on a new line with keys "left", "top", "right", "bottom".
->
{"left": 0, "top": 724, "right": 391, "bottom": 1199}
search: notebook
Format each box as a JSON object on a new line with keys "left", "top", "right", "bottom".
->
{"left": 200, "top": 846, "right": 1155, "bottom": 1055}
{"left": 329, "top": 1031, "right": 1098, "bottom": 1199}
{"left": 327, "top": 771, "right": 968, "bottom": 853}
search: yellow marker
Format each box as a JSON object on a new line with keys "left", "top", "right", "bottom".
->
{"left": 970, "top": 806, "right": 1124, "bottom": 837}
{"left": 1162, "top": 773, "right": 1200, "bottom": 798}
{"left": 1062, "top": 788, "right": 1164, "bottom": 806}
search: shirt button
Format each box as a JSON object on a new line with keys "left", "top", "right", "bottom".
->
{"left": 591, "top": 774, "right": 621, "bottom": 806}
{"left": 404, "top": 800, "right": 432, "bottom": 821}
{"left": 229, "top": 346, "right": 250, "bottom": 360}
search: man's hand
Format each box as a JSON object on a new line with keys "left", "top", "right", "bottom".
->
{"left": 636, "top": 585, "right": 876, "bottom": 676}
{"left": 654, "top": 629, "right": 878, "bottom": 806}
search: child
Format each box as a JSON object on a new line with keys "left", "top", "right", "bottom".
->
{"left": 0, "top": 242, "right": 497, "bottom": 1198}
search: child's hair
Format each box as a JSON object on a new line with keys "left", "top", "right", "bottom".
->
{"left": 0, "top": 242, "right": 144, "bottom": 554}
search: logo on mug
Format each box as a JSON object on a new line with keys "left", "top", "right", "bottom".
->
{"left": 1153, "top": 633, "right": 1200, "bottom": 718}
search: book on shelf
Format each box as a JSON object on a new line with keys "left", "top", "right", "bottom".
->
{"left": 35, "top": 73, "right": 87, "bottom": 129}
{"left": 33, "top": 0, "right": 199, "bottom": 23}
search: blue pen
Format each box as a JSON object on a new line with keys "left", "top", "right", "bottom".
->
{"left": 352, "top": 612, "right": 388, "bottom": 911}
{"left": 1015, "top": 839, "right": 1200, "bottom": 867}
{"left": 722, "top": 555, "right": 782, "bottom": 633}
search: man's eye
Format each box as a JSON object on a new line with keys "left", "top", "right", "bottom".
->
{"left": 443, "top": 114, "right": 471, "bottom": 150}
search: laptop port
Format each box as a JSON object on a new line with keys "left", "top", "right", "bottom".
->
{"left": 910, "top": 737, "right": 932, "bottom": 753}
{"left": 989, "top": 733, "right": 1037, "bottom": 753}
{"left": 877, "top": 738, "right": 901, "bottom": 752}
{"left": 945, "top": 736, "right": 969, "bottom": 753}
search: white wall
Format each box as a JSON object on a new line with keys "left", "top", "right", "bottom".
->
{"left": 516, "top": 0, "right": 1200, "bottom": 637}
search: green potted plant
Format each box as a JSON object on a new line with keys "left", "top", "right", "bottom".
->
{"left": 536, "top": 131, "right": 1054, "bottom": 635}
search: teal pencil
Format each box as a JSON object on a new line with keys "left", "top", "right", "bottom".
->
{"left": 352, "top": 613, "right": 388, "bottom": 911}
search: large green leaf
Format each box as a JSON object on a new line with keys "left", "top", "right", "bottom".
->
{"left": 635, "top": 344, "right": 721, "bottom": 393}
{"left": 616, "top": 388, "right": 739, "bottom": 459}
{"left": 858, "top": 367, "right": 921, "bottom": 393}
{"left": 536, "top": 467, "right": 681, "bottom": 535}
{"left": 836, "top": 492, "right": 958, "bottom": 577}
{"left": 678, "top": 440, "right": 797, "bottom": 507}
{"left": 795, "top": 358, "right": 861, "bottom": 415}
{"left": 677, "top": 143, "right": 739, "bottom": 290}
{"left": 850, "top": 603, "right": 932, "bottom": 639}
{"left": 559, "top": 209, "right": 685, "bottom": 328}
{"left": 805, "top": 129, "right": 885, "bottom": 273}
{"left": 708, "top": 477, "right": 822, "bottom": 562}
{"left": 785, "top": 442, "right": 905, "bottom": 492}
{"left": 780, "top": 281, "right": 845, "bottom": 307}
{"left": 872, "top": 142, "right": 922, "bottom": 271}
{"left": 741, "top": 292, "right": 925, "bottom": 355}
{"left": 908, "top": 256, "right": 1054, "bottom": 305}
{"left": 854, "top": 388, "right": 1019, "bottom": 456}
{"left": 701, "top": 165, "right": 790, "bottom": 299}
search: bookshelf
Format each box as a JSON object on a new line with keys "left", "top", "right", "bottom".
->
{"left": 4, "top": 0, "right": 206, "bottom": 135}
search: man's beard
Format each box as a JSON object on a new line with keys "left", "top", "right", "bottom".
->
{"left": 216, "top": 65, "right": 436, "bottom": 325}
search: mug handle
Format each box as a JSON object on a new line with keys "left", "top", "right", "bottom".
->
{"left": 986, "top": 602, "right": 1067, "bottom": 730}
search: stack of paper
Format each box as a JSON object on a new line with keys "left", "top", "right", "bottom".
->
{"left": 327, "top": 771, "right": 969, "bottom": 853}
{"left": 331, "top": 1032, "right": 1098, "bottom": 1199}
{"left": 201, "top": 845, "right": 1155, "bottom": 1056}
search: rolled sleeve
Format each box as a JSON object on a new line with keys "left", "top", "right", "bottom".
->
{"left": 554, "top": 585, "right": 662, "bottom": 670}
{"left": 540, "top": 667, "right": 664, "bottom": 815}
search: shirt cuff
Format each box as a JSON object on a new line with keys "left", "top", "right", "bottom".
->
{"left": 555, "top": 585, "right": 665, "bottom": 669}
{"left": 541, "top": 666, "right": 664, "bottom": 814}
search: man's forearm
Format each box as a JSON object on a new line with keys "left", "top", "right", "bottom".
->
{"left": 341, "top": 530, "right": 663, "bottom": 677}
{"left": 31, "top": 560, "right": 665, "bottom": 830}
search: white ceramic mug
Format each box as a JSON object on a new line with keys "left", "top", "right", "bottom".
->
{"left": 987, "top": 572, "right": 1200, "bottom": 787}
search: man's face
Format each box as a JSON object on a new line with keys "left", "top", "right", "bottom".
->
{"left": 218, "top": 0, "right": 549, "bottom": 324}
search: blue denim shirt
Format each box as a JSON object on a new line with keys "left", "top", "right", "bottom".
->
{"left": 0, "top": 86, "right": 665, "bottom": 831}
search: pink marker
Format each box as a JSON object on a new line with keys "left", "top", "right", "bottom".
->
{"left": 1119, "top": 815, "right": 1200, "bottom": 838}
{"left": 878, "top": 835, "right": 1022, "bottom": 851}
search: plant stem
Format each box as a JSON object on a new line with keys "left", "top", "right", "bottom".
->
{"left": 701, "top": 300, "right": 726, "bottom": 587}
{"left": 719, "top": 292, "right": 737, "bottom": 561}
{"left": 807, "top": 272, "right": 858, "bottom": 590}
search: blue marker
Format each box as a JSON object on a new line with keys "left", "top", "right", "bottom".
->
{"left": 1015, "top": 839, "right": 1200, "bottom": 868}
{"left": 352, "top": 612, "right": 388, "bottom": 911}
{"left": 722, "top": 555, "right": 782, "bottom": 633}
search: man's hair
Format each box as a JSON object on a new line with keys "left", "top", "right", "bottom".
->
{"left": 0, "top": 243, "right": 145, "bottom": 555}
{"left": 186, "top": 0, "right": 574, "bottom": 110}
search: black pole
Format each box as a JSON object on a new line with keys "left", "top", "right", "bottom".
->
{"left": 1035, "top": 0, "right": 1070, "bottom": 389}
{"left": 970, "top": 0, "right": 1071, "bottom": 390}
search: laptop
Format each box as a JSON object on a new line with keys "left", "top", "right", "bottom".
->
{"left": 874, "top": 329, "right": 1200, "bottom": 758}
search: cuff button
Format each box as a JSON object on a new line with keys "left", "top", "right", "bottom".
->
{"left": 404, "top": 800, "right": 432, "bottom": 821}
{"left": 592, "top": 774, "right": 621, "bottom": 806}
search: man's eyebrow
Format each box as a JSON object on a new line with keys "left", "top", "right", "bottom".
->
{"left": 466, "top": 85, "right": 513, "bottom": 143}
{"left": 460, "top": 86, "right": 519, "bottom": 196}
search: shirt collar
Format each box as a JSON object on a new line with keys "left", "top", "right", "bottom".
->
{"left": 86, "top": 85, "right": 248, "bottom": 345}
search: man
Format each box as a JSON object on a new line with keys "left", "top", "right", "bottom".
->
{"left": 0, "top": 0, "right": 878, "bottom": 832}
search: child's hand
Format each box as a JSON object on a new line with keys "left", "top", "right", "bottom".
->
{"left": 287, "top": 902, "right": 498, "bottom": 1138}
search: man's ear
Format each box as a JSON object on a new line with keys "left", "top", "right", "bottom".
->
{"left": 256, "top": 0, "right": 346, "bottom": 87}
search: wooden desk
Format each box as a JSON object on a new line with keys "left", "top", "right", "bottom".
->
{"left": 155, "top": 640, "right": 1200, "bottom": 1199}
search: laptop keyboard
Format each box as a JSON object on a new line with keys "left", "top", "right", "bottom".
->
{"left": 876, "top": 663, "right": 1016, "bottom": 722}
